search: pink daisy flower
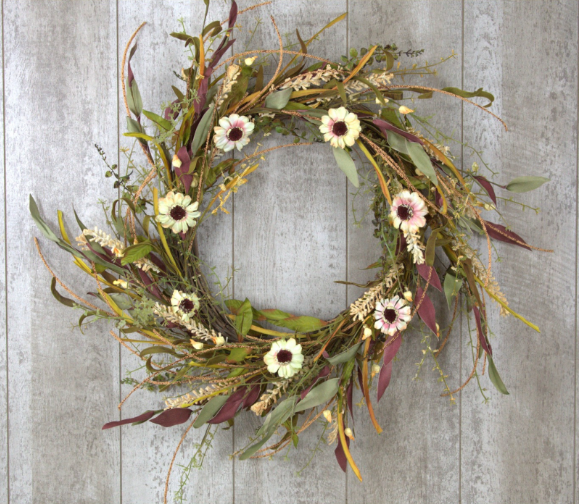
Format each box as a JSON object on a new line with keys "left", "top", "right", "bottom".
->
{"left": 213, "top": 114, "right": 254, "bottom": 152}
{"left": 390, "top": 190, "right": 427, "bottom": 233}
{"left": 374, "top": 296, "right": 411, "bottom": 336}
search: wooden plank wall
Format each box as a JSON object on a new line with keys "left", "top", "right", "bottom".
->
{"left": 1, "top": 1, "right": 577, "bottom": 503}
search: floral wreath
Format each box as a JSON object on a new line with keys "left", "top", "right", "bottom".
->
{"left": 30, "top": 0, "right": 551, "bottom": 497}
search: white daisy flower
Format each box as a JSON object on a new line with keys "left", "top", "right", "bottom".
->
{"left": 263, "top": 338, "right": 304, "bottom": 378}
{"left": 319, "top": 107, "right": 361, "bottom": 149}
{"left": 374, "top": 295, "right": 412, "bottom": 336}
{"left": 171, "top": 290, "right": 200, "bottom": 323}
{"left": 213, "top": 114, "right": 254, "bottom": 152}
{"left": 157, "top": 191, "right": 201, "bottom": 234}
{"left": 390, "top": 190, "right": 428, "bottom": 233}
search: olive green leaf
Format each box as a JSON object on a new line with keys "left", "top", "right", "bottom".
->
{"left": 332, "top": 147, "right": 359, "bottom": 187}
{"left": 505, "top": 176, "right": 549, "bottom": 193}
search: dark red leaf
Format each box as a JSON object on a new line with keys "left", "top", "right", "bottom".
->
{"left": 150, "top": 408, "right": 193, "bottom": 427}
{"left": 414, "top": 287, "right": 437, "bottom": 334}
{"left": 228, "top": 0, "right": 238, "bottom": 28}
{"left": 373, "top": 118, "right": 423, "bottom": 144}
{"left": 164, "top": 98, "right": 180, "bottom": 121}
{"left": 483, "top": 220, "right": 531, "bottom": 251}
{"left": 396, "top": 233, "right": 407, "bottom": 255}
{"left": 377, "top": 360, "right": 393, "bottom": 402}
{"left": 474, "top": 176, "right": 497, "bottom": 205}
{"left": 416, "top": 263, "right": 442, "bottom": 292}
{"left": 300, "top": 365, "right": 330, "bottom": 399}
{"left": 473, "top": 305, "right": 492, "bottom": 356}
{"left": 435, "top": 189, "right": 443, "bottom": 209}
{"left": 346, "top": 380, "right": 354, "bottom": 421}
{"left": 383, "top": 332, "right": 402, "bottom": 366}
{"left": 242, "top": 384, "right": 262, "bottom": 409}
{"left": 102, "top": 410, "right": 158, "bottom": 430}
{"left": 175, "top": 146, "right": 193, "bottom": 194}
{"left": 209, "top": 39, "right": 236, "bottom": 70}
{"left": 208, "top": 387, "right": 247, "bottom": 424}
{"left": 335, "top": 435, "right": 350, "bottom": 472}
{"left": 137, "top": 269, "right": 163, "bottom": 300}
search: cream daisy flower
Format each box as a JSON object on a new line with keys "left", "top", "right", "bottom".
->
{"left": 319, "top": 107, "right": 361, "bottom": 149}
{"left": 390, "top": 190, "right": 428, "bottom": 233}
{"left": 171, "top": 290, "right": 200, "bottom": 323}
{"left": 263, "top": 338, "right": 304, "bottom": 378}
{"left": 374, "top": 295, "right": 412, "bottom": 336}
{"left": 213, "top": 114, "right": 254, "bottom": 152}
{"left": 157, "top": 191, "right": 201, "bottom": 234}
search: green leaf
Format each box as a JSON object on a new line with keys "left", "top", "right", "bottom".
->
{"left": 142, "top": 109, "right": 172, "bottom": 131}
{"left": 29, "top": 195, "right": 60, "bottom": 243}
{"left": 257, "top": 396, "right": 297, "bottom": 437}
{"left": 126, "top": 80, "right": 143, "bottom": 116}
{"left": 108, "top": 293, "right": 133, "bottom": 310}
{"left": 443, "top": 271, "right": 463, "bottom": 308}
{"left": 51, "top": 277, "right": 75, "bottom": 307}
{"left": 239, "top": 432, "right": 275, "bottom": 460}
{"left": 406, "top": 141, "right": 438, "bottom": 186}
{"left": 295, "top": 378, "right": 339, "bottom": 412}
{"left": 488, "top": 356, "right": 510, "bottom": 395}
{"left": 505, "top": 176, "right": 549, "bottom": 193}
{"left": 227, "top": 347, "right": 250, "bottom": 363}
{"left": 121, "top": 242, "right": 153, "bottom": 265}
{"left": 256, "top": 309, "right": 327, "bottom": 332}
{"left": 425, "top": 228, "right": 440, "bottom": 266}
{"left": 326, "top": 342, "right": 361, "bottom": 365}
{"left": 386, "top": 130, "right": 409, "bottom": 155}
{"left": 193, "top": 395, "right": 230, "bottom": 428}
{"left": 442, "top": 86, "right": 495, "bottom": 108}
{"left": 332, "top": 147, "right": 359, "bottom": 187}
{"left": 264, "top": 88, "right": 293, "bottom": 109}
{"left": 191, "top": 103, "right": 215, "bottom": 154}
{"left": 235, "top": 298, "right": 253, "bottom": 336}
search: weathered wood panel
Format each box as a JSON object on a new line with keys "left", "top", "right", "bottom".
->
{"left": 461, "top": 2, "right": 578, "bottom": 504}
{"left": 5, "top": 1, "right": 120, "bottom": 502}
{"left": 346, "top": 2, "right": 462, "bottom": 502}
{"left": 116, "top": 2, "right": 235, "bottom": 503}
{"left": 0, "top": 2, "right": 7, "bottom": 502}
{"left": 231, "top": 1, "right": 348, "bottom": 503}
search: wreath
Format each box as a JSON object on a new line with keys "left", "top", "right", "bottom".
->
{"left": 29, "top": 0, "right": 551, "bottom": 496}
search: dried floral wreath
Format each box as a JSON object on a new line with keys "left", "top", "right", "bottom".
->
{"left": 30, "top": 0, "right": 551, "bottom": 496}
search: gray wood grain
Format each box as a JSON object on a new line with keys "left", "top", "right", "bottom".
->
{"left": 116, "top": 2, "right": 235, "bottom": 503}
{"left": 346, "top": 2, "right": 462, "bottom": 502}
{"left": 0, "top": 1, "right": 6, "bottom": 501}
{"left": 231, "top": 1, "right": 348, "bottom": 502}
{"left": 5, "top": 1, "right": 121, "bottom": 502}
{"left": 461, "top": 2, "right": 578, "bottom": 504}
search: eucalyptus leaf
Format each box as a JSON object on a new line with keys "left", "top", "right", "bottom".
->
{"left": 327, "top": 342, "right": 361, "bottom": 365}
{"left": 295, "top": 378, "right": 339, "bottom": 412}
{"left": 193, "top": 395, "right": 230, "bottom": 428}
{"left": 386, "top": 130, "right": 409, "bottom": 155}
{"left": 235, "top": 298, "right": 253, "bottom": 336}
{"left": 332, "top": 147, "right": 359, "bottom": 187}
{"left": 142, "top": 109, "right": 172, "bottom": 131}
{"left": 264, "top": 88, "right": 293, "bottom": 109}
{"left": 443, "top": 272, "right": 463, "bottom": 308}
{"left": 191, "top": 103, "right": 215, "bottom": 154}
{"left": 406, "top": 141, "right": 438, "bottom": 186}
{"left": 257, "top": 396, "right": 297, "bottom": 437}
{"left": 505, "top": 176, "right": 549, "bottom": 193}
{"left": 488, "top": 356, "right": 509, "bottom": 395}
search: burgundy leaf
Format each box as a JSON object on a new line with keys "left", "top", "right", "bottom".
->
{"left": 300, "top": 365, "right": 330, "bottom": 399}
{"left": 335, "top": 435, "right": 350, "bottom": 472}
{"left": 377, "top": 360, "right": 393, "bottom": 402}
{"left": 164, "top": 98, "right": 180, "bottom": 121}
{"left": 208, "top": 387, "right": 247, "bottom": 424}
{"left": 473, "top": 305, "right": 492, "bottom": 356}
{"left": 416, "top": 263, "right": 443, "bottom": 292}
{"left": 414, "top": 287, "right": 437, "bottom": 334}
{"left": 148, "top": 253, "right": 167, "bottom": 273}
{"left": 209, "top": 39, "right": 236, "bottom": 70}
{"left": 474, "top": 176, "right": 497, "bottom": 205}
{"left": 396, "top": 233, "right": 407, "bottom": 255}
{"left": 242, "top": 384, "right": 262, "bottom": 409}
{"left": 378, "top": 333, "right": 402, "bottom": 402}
{"left": 150, "top": 408, "right": 193, "bottom": 427}
{"left": 435, "top": 189, "right": 443, "bottom": 209}
{"left": 137, "top": 269, "right": 163, "bottom": 300}
{"left": 346, "top": 380, "right": 354, "bottom": 421}
{"left": 373, "top": 118, "right": 424, "bottom": 144}
{"left": 102, "top": 410, "right": 158, "bottom": 430}
{"left": 483, "top": 220, "right": 531, "bottom": 251}
{"left": 175, "top": 146, "right": 193, "bottom": 194}
{"left": 228, "top": 0, "right": 238, "bottom": 28}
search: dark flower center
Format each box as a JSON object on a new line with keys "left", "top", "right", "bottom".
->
{"left": 228, "top": 127, "right": 244, "bottom": 142}
{"left": 332, "top": 121, "right": 348, "bottom": 137}
{"left": 170, "top": 205, "right": 187, "bottom": 221}
{"left": 277, "top": 349, "right": 293, "bottom": 364}
{"left": 384, "top": 308, "right": 398, "bottom": 324}
{"left": 180, "top": 299, "right": 195, "bottom": 313}
{"left": 397, "top": 204, "right": 413, "bottom": 221}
